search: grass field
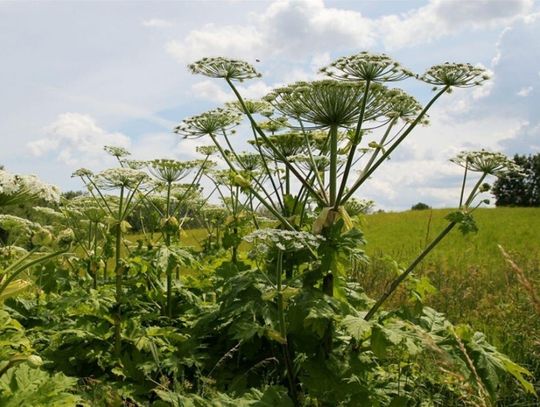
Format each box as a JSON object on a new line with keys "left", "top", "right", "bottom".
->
{"left": 360, "top": 207, "right": 540, "bottom": 389}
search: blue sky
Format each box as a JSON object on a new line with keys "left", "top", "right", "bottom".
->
{"left": 1, "top": 0, "right": 539, "bottom": 210}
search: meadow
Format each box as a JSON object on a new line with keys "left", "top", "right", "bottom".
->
{"left": 361, "top": 207, "right": 540, "bottom": 404}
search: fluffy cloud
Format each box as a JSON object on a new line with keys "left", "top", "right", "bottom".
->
{"left": 166, "top": 0, "right": 534, "bottom": 66}
{"left": 517, "top": 86, "right": 533, "bottom": 96}
{"left": 380, "top": 0, "right": 533, "bottom": 49}
{"left": 28, "top": 113, "right": 131, "bottom": 167}
{"left": 166, "top": 0, "right": 375, "bottom": 64}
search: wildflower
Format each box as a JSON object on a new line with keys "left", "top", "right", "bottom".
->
{"left": 264, "top": 80, "right": 389, "bottom": 129}
{"left": 94, "top": 168, "right": 149, "bottom": 190}
{"left": 450, "top": 150, "right": 522, "bottom": 176}
{"left": 196, "top": 145, "right": 219, "bottom": 157}
{"left": 0, "top": 170, "right": 19, "bottom": 196}
{"left": 420, "top": 63, "right": 489, "bottom": 88}
{"left": 174, "top": 108, "right": 242, "bottom": 138}
{"left": 1, "top": 170, "right": 60, "bottom": 205}
{"left": 289, "top": 154, "right": 327, "bottom": 172}
{"left": 244, "top": 228, "right": 325, "bottom": 253}
{"left": 104, "top": 145, "right": 131, "bottom": 158}
{"left": 320, "top": 52, "right": 413, "bottom": 82}
{"left": 148, "top": 159, "right": 197, "bottom": 183}
{"left": 235, "top": 152, "right": 262, "bottom": 171}
{"left": 250, "top": 132, "right": 307, "bottom": 160}
{"left": 226, "top": 99, "right": 274, "bottom": 116}
{"left": 121, "top": 160, "right": 147, "bottom": 170}
{"left": 188, "top": 57, "right": 262, "bottom": 81}
{"left": 386, "top": 89, "right": 427, "bottom": 124}
{"left": 72, "top": 168, "right": 94, "bottom": 178}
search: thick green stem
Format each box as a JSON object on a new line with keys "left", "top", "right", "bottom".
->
{"left": 464, "top": 173, "right": 487, "bottom": 208}
{"left": 165, "top": 181, "right": 174, "bottom": 318}
{"left": 276, "top": 251, "right": 298, "bottom": 405}
{"left": 114, "top": 186, "right": 125, "bottom": 358}
{"left": 335, "top": 79, "right": 371, "bottom": 207}
{"left": 365, "top": 221, "right": 456, "bottom": 321}
{"left": 329, "top": 125, "right": 338, "bottom": 206}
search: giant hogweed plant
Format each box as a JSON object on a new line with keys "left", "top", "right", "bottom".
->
{"left": 73, "top": 165, "right": 150, "bottom": 357}
{"left": 175, "top": 54, "right": 534, "bottom": 404}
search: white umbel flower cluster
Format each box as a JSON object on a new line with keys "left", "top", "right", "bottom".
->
{"left": 244, "top": 229, "right": 324, "bottom": 252}
{"left": 0, "top": 169, "right": 60, "bottom": 206}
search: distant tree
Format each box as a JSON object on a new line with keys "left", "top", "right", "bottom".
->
{"left": 411, "top": 202, "right": 430, "bottom": 210}
{"left": 492, "top": 154, "right": 540, "bottom": 207}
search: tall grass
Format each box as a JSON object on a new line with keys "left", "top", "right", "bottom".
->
{"left": 361, "top": 207, "right": 540, "bottom": 403}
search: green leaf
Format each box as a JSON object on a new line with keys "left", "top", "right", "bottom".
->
{"left": 445, "top": 211, "right": 478, "bottom": 234}
{"left": 341, "top": 315, "right": 372, "bottom": 341}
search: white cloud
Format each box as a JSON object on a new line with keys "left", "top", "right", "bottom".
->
{"left": 166, "top": 24, "right": 263, "bottom": 63}
{"left": 517, "top": 86, "right": 533, "bottom": 96}
{"left": 380, "top": 0, "right": 533, "bottom": 49}
{"left": 166, "top": 0, "right": 375, "bottom": 65}
{"left": 142, "top": 18, "right": 173, "bottom": 28}
{"left": 28, "top": 113, "right": 131, "bottom": 166}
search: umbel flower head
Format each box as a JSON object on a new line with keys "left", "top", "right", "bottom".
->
{"left": 450, "top": 150, "right": 521, "bottom": 176}
{"left": 244, "top": 228, "right": 325, "bottom": 253}
{"left": 72, "top": 168, "right": 94, "bottom": 178}
{"left": 0, "top": 170, "right": 60, "bottom": 206}
{"left": 188, "top": 57, "right": 261, "bottom": 81}
{"left": 174, "top": 107, "right": 242, "bottom": 138}
{"left": 104, "top": 145, "right": 131, "bottom": 158}
{"left": 250, "top": 132, "right": 307, "bottom": 160}
{"left": 264, "top": 80, "right": 388, "bottom": 129}
{"left": 121, "top": 160, "right": 147, "bottom": 170}
{"left": 226, "top": 99, "right": 274, "bottom": 116}
{"left": 148, "top": 159, "right": 197, "bottom": 183}
{"left": 196, "top": 145, "right": 219, "bottom": 157}
{"left": 386, "top": 89, "right": 427, "bottom": 124}
{"left": 235, "top": 152, "right": 262, "bottom": 171}
{"left": 420, "top": 63, "right": 490, "bottom": 88}
{"left": 94, "top": 168, "right": 149, "bottom": 189}
{"left": 320, "top": 52, "right": 413, "bottom": 82}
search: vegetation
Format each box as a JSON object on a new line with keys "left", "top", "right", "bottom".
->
{"left": 0, "top": 52, "right": 537, "bottom": 406}
{"left": 411, "top": 202, "right": 430, "bottom": 210}
{"left": 493, "top": 153, "right": 540, "bottom": 207}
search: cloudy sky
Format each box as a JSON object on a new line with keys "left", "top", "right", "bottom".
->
{"left": 1, "top": 0, "right": 539, "bottom": 210}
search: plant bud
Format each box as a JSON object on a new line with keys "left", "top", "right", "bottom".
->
{"left": 479, "top": 183, "right": 491, "bottom": 192}
{"left": 26, "top": 355, "right": 43, "bottom": 368}
{"left": 57, "top": 228, "right": 75, "bottom": 247}
{"left": 31, "top": 229, "right": 53, "bottom": 246}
